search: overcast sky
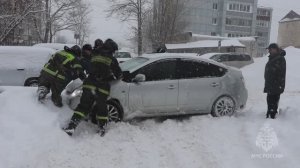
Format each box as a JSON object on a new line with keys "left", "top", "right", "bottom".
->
{"left": 79, "top": 0, "right": 300, "bottom": 45}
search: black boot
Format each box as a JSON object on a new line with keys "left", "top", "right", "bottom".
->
{"left": 63, "top": 116, "right": 82, "bottom": 136}
{"left": 63, "top": 127, "right": 75, "bottom": 136}
{"left": 52, "top": 98, "right": 63, "bottom": 107}
{"left": 270, "top": 112, "right": 277, "bottom": 119}
{"left": 266, "top": 112, "right": 270, "bottom": 118}
{"left": 63, "top": 121, "right": 78, "bottom": 136}
{"left": 97, "top": 120, "right": 107, "bottom": 137}
{"left": 37, "top": 86, "right": 49, "bottom": 103}
{"left": 97, "top": 126, "right": 106, "bottom": 137}
{"left": 266, "top": 110, "right": 277, "bottom": 119}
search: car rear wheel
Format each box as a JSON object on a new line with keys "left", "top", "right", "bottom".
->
{"left": 107, "top": 100, "right": 123, "bottom": 122}
{"left": 211, "top": 96, "right": 236, "bottom": 117}
{"left": 24, "top": 78, "right": 39, "bottom": 87}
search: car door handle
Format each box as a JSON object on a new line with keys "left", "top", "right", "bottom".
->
{"left": 168, "top": 85, "right": 176, "bottom": 89}
{"left": 210, "top": 83, "right": 220, "bottom": 87}
{"left": 17, "top": 68, "right": 25, "bottom": 71}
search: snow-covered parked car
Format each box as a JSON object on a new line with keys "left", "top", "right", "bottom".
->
{"left": 33, "top": 43, "right": 76, "bottom": 51}
{"left": 200, "top": 53, "right": 254, "bottom": 68}
{"left": 66, "top": 53, "right": 248, "bottom": 122}
{"left": 0, "top": 46, "right": 55, "bottom": 86}
{"left": 114, "top": 51, "right": 132, "bottom": 63}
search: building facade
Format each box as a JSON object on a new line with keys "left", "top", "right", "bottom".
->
{"left": 277, "top": 10, "right": 300, "bottom": 48}
{"left": 180, "top": 0, "right": 271, "bottom": 57}
{"left": 255, "top": 7, "right": 272, "bottom": 57}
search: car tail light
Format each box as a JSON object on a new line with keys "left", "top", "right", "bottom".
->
{"left": 241, "top": 76, "right": 245, "bottom": 86}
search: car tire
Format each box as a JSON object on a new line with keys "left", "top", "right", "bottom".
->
{"left": 107, "top": 100, "right": 124, "bottom": 122}
{"left": 24, "top": 78, "right": 39, "bottom": 87}
{"left": 211, "top": 96, "right": 236, "bottom": 117}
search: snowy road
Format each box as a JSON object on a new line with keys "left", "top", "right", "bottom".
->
{"left": 0, "top": 47, "right": 300, "bottom": 168}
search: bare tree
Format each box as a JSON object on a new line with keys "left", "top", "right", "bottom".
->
{"left": 33, "top": 0, "right": 91, "bottom": 43}
{"left": 0, "top": 0, "right": 91, "bottom": 45}
{"left": 147, "top": 0, "right": 190, "bottom": 50}
{"left": 106, "top": 0, "right": 151, "bottom": 56}
{"left": 0, "top": 0, "right": 43, "bottom": 44}
{"left": 68, "top": 0, "right": 91, "bottom": 46}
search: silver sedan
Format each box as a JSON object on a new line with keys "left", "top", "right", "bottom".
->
{"left": 67, "top": 53, "right": 248, "bottom": 122}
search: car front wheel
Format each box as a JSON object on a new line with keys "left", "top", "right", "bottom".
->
{"left": 211, "top": 96, "right": 236, "bottom": 117}
{"left": 107, "top": 100, "right": 123, "bottom": 122}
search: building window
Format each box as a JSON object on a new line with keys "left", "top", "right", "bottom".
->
{"left": 226, "top": 18, "right": 252, "bottom": 27}
{"left": 212, "top": 18, "right": 217, "bottom": 25}
{"left": 227, "top": 33, "right": 249, "bottom": 38}
{"left": 256, "top": 32, "right": 263, "bottom": 37}
{"left": 256, "top": 20, "right": 269, "bottom": 27}
{"left": 211, "top": 32, "right": 217, "bottom": 36}
{"left": 213, "top": 3, "right": 218, "bottom": 10}
{"left": 226, "top": 18, "right": 232, "bottom": 25}
{"left": 258, "top": 9, "right": 270, "bottom": 16}
{"left": 227, "top": 3, "right": 252, "bottom": 13}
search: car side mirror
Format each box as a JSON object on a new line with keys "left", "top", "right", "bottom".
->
{"left": 132, "top": 74, "right": 146, "bottom": 83}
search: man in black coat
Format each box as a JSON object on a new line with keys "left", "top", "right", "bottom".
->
{"left": 264, "top": 43, "right": 286, "bottom": 119}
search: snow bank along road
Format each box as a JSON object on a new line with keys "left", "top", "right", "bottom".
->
{"left": 0, "top": 47, "right": 300, "bottom": 168}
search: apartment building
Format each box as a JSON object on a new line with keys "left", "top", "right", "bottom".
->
{"left": 180, "top": 0, "right": 271, "bottom": 57}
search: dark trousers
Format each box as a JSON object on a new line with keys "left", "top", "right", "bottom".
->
{"left": 267, "top": 94, "right": 281, "bottom": 117}
{"left": 68, "top": 78, "right": 110, "bottom": 129}
{"left": 38, "top": 72, "right": 67, "bottom": 107}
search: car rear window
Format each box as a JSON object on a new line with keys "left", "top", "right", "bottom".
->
{"left": 212, "top": 54, "right": 251, "bottom": 62}
{"left": 114, "top": 52, "right": 131, "bottom": 58}
{"left": 120, "top": 57, "right": 149, "bottom": 72}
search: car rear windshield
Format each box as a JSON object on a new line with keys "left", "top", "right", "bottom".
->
{"left": 114, "top": 52, "right": 131, "bottom": 58}
{"left": 120, "top": 57, "right": 149, "bottom": 71}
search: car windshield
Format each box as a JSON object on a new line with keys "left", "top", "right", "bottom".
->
{"left": 114, "top": 52, "right": 131, "bottom": 58}
{"left": 120, "top": 57, "right": 149, "bottom": 71}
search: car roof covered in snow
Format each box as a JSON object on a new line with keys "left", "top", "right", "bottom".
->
{"left": 0, "top": 46, "right": 55, "bottom": 55}
{"left": 0, "top": 46, "right": 55, "bottom": 69}
{"left": 140, "top": 53, "right": 228, "bottom": 68}
{"left": 33, "top": 43, "right": 76, "bottom": 51}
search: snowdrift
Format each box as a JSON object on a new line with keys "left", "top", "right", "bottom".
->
{"left": 0, "top": 47, "right": 300, "bottom": 168}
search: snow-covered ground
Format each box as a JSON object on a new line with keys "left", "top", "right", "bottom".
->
{"left": 0, "top": 47, "right": 299, "bottom": 168}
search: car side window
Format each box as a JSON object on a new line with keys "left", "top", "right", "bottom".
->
{"left": 178, "top": 60, "right": 227, "bottom": 79}
{"left": 227, "top": 54, "right": 238, "bottom": 61}
{"left": 219, "top": 54, "right": 229, "bottom": 62}
{"left": 135, "top": 59, "right": 177, "bottom": 82}
{"left": 211, "top": 55, "right": 221, "bottom": 61}
{"left": 240, "top": 54, "right": 251, "bottom": 61}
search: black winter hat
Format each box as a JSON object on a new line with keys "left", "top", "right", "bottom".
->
{"left": 104, "top": 39, "right": 118, "bottom": 52}
{"left": 82, "top": 44, "right": 92, "bottom": 51}
{"left": 94, "top": 39, "right": 104, "bottom": 49}
{"left": 70, "top": 45, "right": 81, "bottom": 57}
{"left": 266, "top": 43, "right": 279, "bottom": 50}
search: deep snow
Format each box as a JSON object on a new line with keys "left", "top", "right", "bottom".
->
{"left": 0, "top": 47, "right": 300, "bottom": 168}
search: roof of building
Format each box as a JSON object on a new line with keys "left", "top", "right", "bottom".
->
{"left": 165, "top": 39, "right": 245, "bottom": 50}
{"left": 257, "top": 6, "right": 273, "bottom": 10}
{"left": 280, "top": 10, "right": 300, "bottom": 23}
{"left": 191, "top": 33, "right": 257, "bottom": 42}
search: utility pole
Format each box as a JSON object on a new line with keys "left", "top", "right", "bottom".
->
{"left": 137, "top": 0, "right": 143, "bottom": 56}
